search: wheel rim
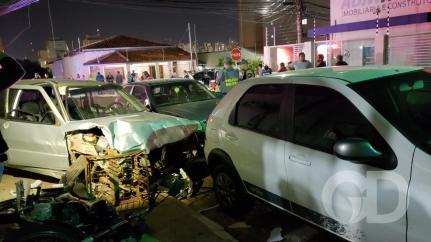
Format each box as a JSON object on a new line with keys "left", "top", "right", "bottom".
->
{"left": 215, "top": 172, "right": 237, "bottom": 208}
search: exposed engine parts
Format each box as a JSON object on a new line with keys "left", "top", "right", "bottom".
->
{"left": 64, "top": 128, "right": 207, "bottom": 209}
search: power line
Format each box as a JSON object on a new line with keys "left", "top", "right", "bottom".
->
{"left": 6, "top": 5, "right": 31, "bottom": 47}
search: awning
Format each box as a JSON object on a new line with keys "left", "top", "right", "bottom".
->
{"left": 308, "top": 12, "right": 431, "bottom": 37}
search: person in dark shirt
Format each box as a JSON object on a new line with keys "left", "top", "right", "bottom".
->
{"left": 335, "top": 55, "right": 348, "bottom": 66}
{"left": 316, "top": 54, "right": 327, "bottom": 67}
{"left": 278, "top": 62, "right": 288, "bottom": 72}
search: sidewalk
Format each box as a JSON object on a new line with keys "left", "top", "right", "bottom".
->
{"left": 146, "top": 197, "right": 237, "bottom": 242}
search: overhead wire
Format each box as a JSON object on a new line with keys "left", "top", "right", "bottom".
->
{"left": 64, "top": 0, "right": 328, "bottom": 24}
{"left": 6, "top": 5, "right": 31, "bottom": 48}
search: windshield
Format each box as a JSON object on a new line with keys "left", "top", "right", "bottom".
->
{"left": 150, "top": 81, "right": 216, "bottom": 106}
{"left": 351, "top": 70, "right": 431, "bottom": 154}
{"left": 63, "top": 85, "right": 144, "bottom": 120}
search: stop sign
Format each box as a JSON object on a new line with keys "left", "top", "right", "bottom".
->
{"left": 231, "top": 48, "right": 241, "bottom": 61}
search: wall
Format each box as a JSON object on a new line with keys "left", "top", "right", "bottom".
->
{"left": 52, "top": 50, "right": 112, "bottom": 79}
{"left": 331, "top": 0, "right": 431, "bottom": 25}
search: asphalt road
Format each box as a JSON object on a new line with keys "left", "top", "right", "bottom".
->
{"left": 1, "top": 169, "right": 346, "bottom": 242}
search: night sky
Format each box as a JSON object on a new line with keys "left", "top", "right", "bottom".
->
{"left": 0, "top": 0, "right": 239, "bottom": 60}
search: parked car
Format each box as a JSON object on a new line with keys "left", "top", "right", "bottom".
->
{"left": 125, "top": 79, "right": 220, "bottom": 155}
{"left": 205, "top": 66, "right": 431, "bottom": 241}
{"left": 193, "top": 70, "right": 216, "bottom": 86}
{"left": 0, "top": 79, "right": 200, "bottom": 205}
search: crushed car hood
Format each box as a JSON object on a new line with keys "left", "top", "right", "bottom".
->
{"left": 65, "top": 112, "right": 199, "bottom": 154}
{"left": 156, "top": 99, "right": 219, "bottom": 121}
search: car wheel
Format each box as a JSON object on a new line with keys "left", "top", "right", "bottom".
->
{"left": 213, "top": 165, "right": 252, "bottom": 217}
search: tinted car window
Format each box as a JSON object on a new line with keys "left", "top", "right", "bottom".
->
{"left": 150, "top": 81, "right": 215, "bottom": 106}
{"left": 132, "top": 86, "right": 148, "bottom": 100}
{"left": 124, "top": 85, "right": 133, "bottom": 94}
{"left": 293, "top": 85, "right": 389, "bottom": 154}
{"left": 351, "top": 70, "right": 431, "bottom": 154}
{"left": 234, "top": 84, "right": 283, "bottom": 138}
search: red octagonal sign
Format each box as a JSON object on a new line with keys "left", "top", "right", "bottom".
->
{"left": 231, "top": 48, "right": 241, "bottom": 61}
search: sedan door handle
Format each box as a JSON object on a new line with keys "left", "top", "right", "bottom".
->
{"left": 225, "top": 132, "right": 239, "bottom": 142}
{"left": 288, "top": 155, "right": 311, "bottom": 166}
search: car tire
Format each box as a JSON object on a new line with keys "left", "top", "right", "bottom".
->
{"left": 7, "top": 223, "right": 83, "bottom": 242}
{"left": 213, "top": 165, "right": 252, "bottom": 217}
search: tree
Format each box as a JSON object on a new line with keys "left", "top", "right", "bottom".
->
{"left": 17, "top": 59, "right": 50, "bottom": 79}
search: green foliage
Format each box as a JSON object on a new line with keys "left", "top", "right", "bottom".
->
{"left": 217, "top": 57, "right": 225, "bottom": 67}
{"left": 248, "top": 59, "right": 263, "bottom": 73}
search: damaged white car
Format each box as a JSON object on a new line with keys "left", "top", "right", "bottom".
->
{"left": 0, "top": 79, "right": 203, "bottom": 206}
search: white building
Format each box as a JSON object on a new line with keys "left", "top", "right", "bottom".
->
{"left": 264, "top": 0, "right": 431, "bottom": 69}
{"left": 39, "top": 38, "right": 69, "bottom": 68}
{"left": 52, "top": 35, "right": 196, "bottom": 81}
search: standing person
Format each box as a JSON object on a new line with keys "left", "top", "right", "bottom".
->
{"left": 115, "top": 71, "right": 124, "bottom": 84}
{"left": 131, "top": 70, "right": 137, "bottom": 82}
{"left": 316, "top": 54, "right": 327, "bottom": 67}
{"left": 0, "top": 51, "right": 24, "bottom": 181}
{"left": 290, "top": 52, "right": 313, "bottom": 70}
{"left": 261, "top": 65, "right": 272, "bottom": 76}
{"left": 96, "top": 72, "right": 105, "bottom": 82}
{"left": 216, "top": 57, "right": 240, "bottom": 95}
{"left": 238, "top": 59, "right": 255, "bottom": 80}
{"left": 127, "top": 71, "right": 134, "bottom": 83}
{"left": 335, "top": 55, "right": 348, "bottom": 66}
{"left": 76, "top": 73, "right": 81, "bottom": 80}
{"left": 143, "top": 71, "right": 153, "bottom": 80}
{"left": 183, "top": 70, "right": 189, "bottom": 78}
{"left": 106, "top": 72, "right": 114, "bottom": 83}
{"left": 278, "top": 62, "right": 288, "bottom": 72}
{"left": 257, "top": 63, "right": 263, "bottom": 76}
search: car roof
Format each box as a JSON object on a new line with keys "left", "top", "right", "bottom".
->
{"left": 14, "top": 79, "right": 119, "bottom": 87}
{"left": 126, "top": 78, "right": 199, "bottom": 86}
{"left": 265, "top": 66, "right": 423, "bottom": 84}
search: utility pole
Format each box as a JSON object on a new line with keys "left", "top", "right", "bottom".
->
{"left": 188, "top": 22, "right": 193, "bottom": 71}
{"left": 295, "top": 0, "right": 303, "bottom": 44}
{"left": 194, "top": 24, "right": 198, "bottom": 68}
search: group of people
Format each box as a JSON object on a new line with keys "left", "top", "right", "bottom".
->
{"left": 213, "top": 53, "right": 350, "bottom": 95}
{"left": 90, "top": 70, "right": 155, "bottom": 84}
{"left": 287, "top": 52, "right": 348, "bottom": 71}
{"left": 94, "top": 71, "right": 124, "bottom": 84}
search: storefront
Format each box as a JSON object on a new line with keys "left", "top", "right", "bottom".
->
{"left": 264, "top": 0, "right": 431, "bottom": 68}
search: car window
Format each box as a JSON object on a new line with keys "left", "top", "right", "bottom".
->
{"left": 124, "top": 85, "right": 133, "bottom": 94}
{"left": 233, "top": 84, "right": 283, "bottom": 138}
{"left": 6, "top": 89, "right": 56, "bottom": 125}
{"left": 132, "top": 86, "right": 148, "bottom": 100}
{"left": 351, "top": 70, "right": 431, "bottom": 154}
{"left": 64, "top": 85, "right": 143, "bottom": 120}
{"left": 293, "top": 85, "right": 390, "bottom": 154}
{"left": 150, "top": 81, "right": 215, "bottom": 106}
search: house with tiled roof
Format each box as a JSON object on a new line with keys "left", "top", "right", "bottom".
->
{"left": 52, "top": 35, "right": 195, "bottom": 81}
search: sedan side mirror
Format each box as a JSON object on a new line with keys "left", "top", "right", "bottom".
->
{"left": 334, "top": 138, "right": 382, "bottom": 163}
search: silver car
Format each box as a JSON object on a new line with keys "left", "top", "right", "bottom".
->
{"left": 0, "top": 79, "right": 199, "bottom": 205}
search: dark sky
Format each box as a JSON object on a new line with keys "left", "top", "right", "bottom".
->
{"left": 0, "top": 0, "right": 239, "bottom": 60}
